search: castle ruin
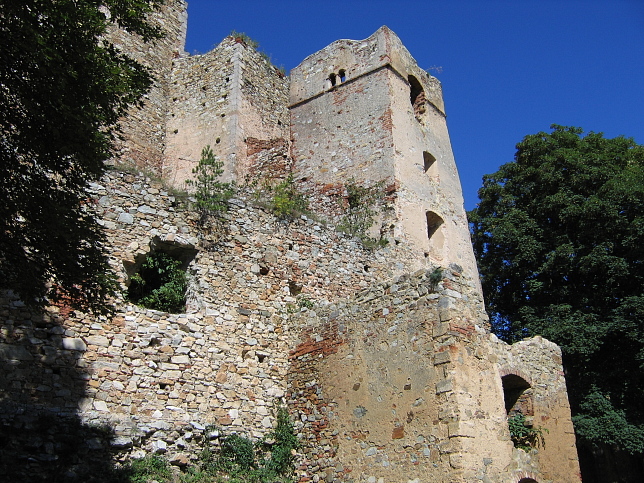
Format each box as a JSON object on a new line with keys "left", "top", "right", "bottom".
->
{"left": 0, "top": 1, "right": 581, "bottom": 481}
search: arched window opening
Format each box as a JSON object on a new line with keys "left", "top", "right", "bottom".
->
{"left": 408, "top": 75, "right": 427, "bottom": 122}
{"left": 339, "top": 69, "right": 346, "bottom": 82}
{"left": 502, "top": 374, "right": 544, "bottom": 451}
{"left": 423, "top": 151, "right": 436, "bottom": 174}
{"left": 329, "top": 73, "right": 337, "bottom": 87}
{"left": 518, "top": 479, "right": 538, "bottom": 483}
{"left": 125, "top": 238, "right": 197, "bottom": 314}
{"left": 501, "top": 374, "right": 533, "bottom": 416}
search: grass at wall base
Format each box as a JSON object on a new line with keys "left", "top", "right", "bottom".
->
{"left": 126, "top": 406, "right": 299, "bottom": 483}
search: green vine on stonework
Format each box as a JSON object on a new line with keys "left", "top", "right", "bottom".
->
{"left": 337, "top": 178, "right": 389, "bottom": 249}
{"left": 508, "top": 412, "right": 547, "bottom": 451}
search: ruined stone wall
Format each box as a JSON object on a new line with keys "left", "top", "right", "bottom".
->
{"left": 291, "top": 67, "right": 395, "bottom": 187}
{"left": 387, "top": 62, "right": 481, "bottom": 292}
{"left": 0, "top": 3, "right": 582, "bottom": 479}
{"left": 287, "top": 258, "right": 581, "bottom": 482}
{"left": 164, "top": 36, "right": 290, "bottom": 187}
{"left": 163, "top": 43, "right": 235, "bottom": 186}
{"left": 237, "top": 42, "right": 290, "bottom": 179}
{"left": 0, "top": 168, "right": 445, "bottom": 466}
{"left": 106, "top": 0, "right": 188, "bottom": 173}
{"left": 290, "top": 30, "right": 396, "bottom": 189}
{"left": 287, "top": 266, "right": 486, "bottom": 482}
{"left": 494, "top": 338, "right": 581, "bottom": 481}
{"left": 0, "top": 167, "right": 578, "bottom": 481}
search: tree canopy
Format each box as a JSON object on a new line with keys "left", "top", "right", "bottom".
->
{"left": 469, "top": 125, "right": 644, "bottom": 454}
{"left": 0, "top": 0, "right": 164, "bottom": 312}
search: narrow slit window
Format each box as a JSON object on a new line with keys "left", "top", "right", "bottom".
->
{"left": 423, "top": 151, "right": 436, "bottom": 173}
{"left": 339, "top": 69, "right": 346, "bottom": 82}
{"left": 425, "top": 211, "right": 443, "bottom": 241}
{"left": 329, "top": 73, "right": 337, "bottom": 87}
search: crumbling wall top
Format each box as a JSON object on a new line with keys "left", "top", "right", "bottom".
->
{"left": 289, "top": 26, "right": 444, "bottom": 113}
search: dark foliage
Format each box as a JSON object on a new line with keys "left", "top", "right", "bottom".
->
{"left": 469, "top": 125, "right": 644, "bottom": 454}
{"left": 127, "top": 251, "right": 187, "bottom": 313}
{"left": 0, "top": 0, "right": 164, "bottom": 312}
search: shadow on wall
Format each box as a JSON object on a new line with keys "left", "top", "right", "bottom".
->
{"left": 0, "top": 292, "right": 131, "bottom": 482}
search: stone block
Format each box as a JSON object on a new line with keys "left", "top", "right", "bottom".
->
{"left": 438, "top": 307, "right": 453, "bottom": 322}
{"left": 448, "top": 421, "right": 476, "bottom": 438}
{"left": 62, "top": 338, "right": 87, "bottom": 351}
{"left": 171, "top": 355, "right": 190, "bottom": 364}
{"left": 434, "top": 350, "right": 451, "bottom": 365}
{"left": 433, "top": 322, "right": 449, "bottom": 337}
{"left": 86, "top": 335, "right": 110, "bottom": 347}
{"left": 0, "top": 343, "right": 34, "bottom": 361}
{"left": 436, "top": 379, "right": 453, "bottom": 394}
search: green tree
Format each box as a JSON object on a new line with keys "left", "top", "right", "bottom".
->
{"left": 186, "top": 145, "right": 234, "bottom": 221}
{"left": 0, "top": 0, "right": 164, "bottom": 312}
{"left": 469, "top": 125, "right": 644, "bottom": 454}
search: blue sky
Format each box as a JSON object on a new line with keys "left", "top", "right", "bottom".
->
{"left": 184, "top": 0, "right": 643, "bottom": 210}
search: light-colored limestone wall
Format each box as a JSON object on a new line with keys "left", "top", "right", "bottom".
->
{"left": 290, "top": 67, "right": 396, "bottom": 187}
{"left": 388, "top": 67, "right": 481, "bottom": 290}
{"left": 287, "top": 267, "right": 487, "bottom": 482}
{"left": 0, "top": 169, "right": 456, "bottom": 465}
{"left": 287, "top": 259, "right": 578, "bottom": 482}
{"left": 164, "top": 36, "right": 290, "bottom": 187}
{"left": 495, "top": 337, "right": 582, "bottom": 481}
{"left": 0, "top": 164, "right": 579, "bottom": 482}
{"left": 163, "top": 44, "right": 234, "bottom": 187}
{"left": 236, "top": 43, "right": 290, "bottom": 179}
{"left": 106, "top": 0, "right": 188, "bottom": 173}
{"left": 290, "top": 26, "right": 481, "bottom": 289}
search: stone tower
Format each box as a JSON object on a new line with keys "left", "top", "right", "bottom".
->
{"left": 285, "top": 27, "right": 581, "bottom": 482}
{"left": 290, "top": 27, "right": 478, "bottom": 283}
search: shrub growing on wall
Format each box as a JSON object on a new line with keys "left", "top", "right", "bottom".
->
{"left": 187, "top": 145, "right": 235, "bottom": 222}
{"left": 127, "top": 251, "right": 187, "bottom": 313}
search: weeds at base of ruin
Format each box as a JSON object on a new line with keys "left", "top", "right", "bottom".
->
{"left": 124, "top": 406, "right": 299, "bottom": 483}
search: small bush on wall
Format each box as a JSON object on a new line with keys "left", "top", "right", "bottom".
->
{"left": 187, "top": 145, "right": 235, "bottom": 223}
